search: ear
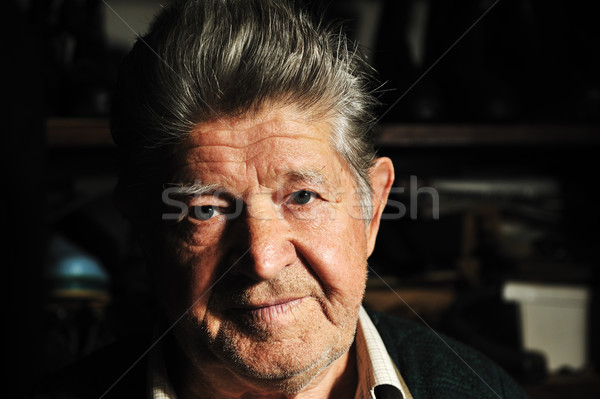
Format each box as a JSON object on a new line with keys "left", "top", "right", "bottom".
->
{"left": 366, "top": 157, "right": 395, "bottom": 257}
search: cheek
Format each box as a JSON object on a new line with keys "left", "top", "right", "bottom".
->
{"left": 292, "top": 208, "right": 368, "bottom": 299}
{"left": 154, "top": 228, "right": 224, "bottom": 321}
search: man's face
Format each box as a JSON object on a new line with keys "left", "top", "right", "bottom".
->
{"left": 150, "top": 107, "right": 380, "bottom": 390}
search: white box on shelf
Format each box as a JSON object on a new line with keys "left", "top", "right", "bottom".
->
{"left": 502, "top": 281, "right": 590, "bottom": 372}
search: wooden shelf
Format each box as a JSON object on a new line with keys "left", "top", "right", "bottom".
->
{"left": 45, "top": 118, "right": 600, "bottom": 147}
{"left": 375, "top": 123, "right": 600, "bottom": 147}
{"left": 523, "top": 369, "right": 600, "bottom": 399}
{"left": 46, "top": 118, "right": 113, "bottom": 147}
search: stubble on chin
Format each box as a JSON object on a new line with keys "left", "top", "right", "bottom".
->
{"left": 171, "top": 265, "right": 365, "bottom": 395}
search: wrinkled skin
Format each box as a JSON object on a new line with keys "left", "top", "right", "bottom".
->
{"left": 141, "top": 106, "right": 394, "bottom": 398}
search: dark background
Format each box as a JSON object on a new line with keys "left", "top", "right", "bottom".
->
{"left": 4, "top": 0, "right": 599, "bottom": 397}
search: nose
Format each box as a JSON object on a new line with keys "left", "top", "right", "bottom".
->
{"left": 232, "top": 206, "right": 295, "bottom": 281}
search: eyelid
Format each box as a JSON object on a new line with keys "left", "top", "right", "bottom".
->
{"left": 188, "top": 200, "right": 244, "bottom": 222}
{"left": 187, "top": 193, "right": 232, "bottom": 208}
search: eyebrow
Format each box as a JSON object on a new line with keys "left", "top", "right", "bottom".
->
{"left": 283, "top": 168, "right": 326, "bottom": 186}
{"left": 163, "top": 182, "right": 223, "bottom": 196}
{"left": 164, "top": 167, "right": 331, "bottom": 197}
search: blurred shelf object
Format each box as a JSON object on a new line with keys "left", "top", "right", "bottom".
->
{"left": 364, "top": 275, "right": 457, "bottom": 325}
{"left": 46, "top": 118, "right": 113, "bottom": 147}
{"left": 46, "top": 118, "right": 600, "bottom": 148}
{"left": 375, "top": 124, "right": 600, "bottom": 147}
{"left": 523, "top": 368, "right": 600, "bottom": 399}
{"left": 503, "top": 281, "right": 591, "bottom": 373}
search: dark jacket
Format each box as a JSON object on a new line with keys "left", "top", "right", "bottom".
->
{"left": 25, "top": 309, "right": 530, "bottom": 398}
{"left": 368, "top": 310, "right": 529, "bottom": 398}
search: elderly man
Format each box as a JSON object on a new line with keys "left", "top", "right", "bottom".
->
{"left": 28, "top": 0, "right": 530, "bottom": 398}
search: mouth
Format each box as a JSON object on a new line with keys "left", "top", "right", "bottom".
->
{"left": 233, "top": 297, "right": 306, "bottom": 324}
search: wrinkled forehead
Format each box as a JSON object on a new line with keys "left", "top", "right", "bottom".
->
{"left": 188, "top": 114, "right": 327, "bottom": 148}
{"left": 168, "top": 106, "right": 339, "bottom": 166}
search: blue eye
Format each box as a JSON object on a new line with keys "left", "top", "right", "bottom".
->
{"left": 190, "top": 205, "right": 217, "bottom": 221}
{"left": 291, "top": 190, "right": 316, "bottom": 205}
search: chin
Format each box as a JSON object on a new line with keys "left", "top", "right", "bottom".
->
{"left": 174, "top": 294, "right": 361, "bottom": 394}
{"left": 221, "top": 334, "right": 353, "bottom": 395}
{"left": 205, "top": 315, "right": 356, "bottom": 392}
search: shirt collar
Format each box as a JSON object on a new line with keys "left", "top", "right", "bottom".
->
{"left": 148, "top": 306, "right": 412, "bottom": 399}
{"left": 147, "top": 331, "right": 177, "bottom": 399}
{"left": 355, "top": 306, "right": 412, "bottom": 399}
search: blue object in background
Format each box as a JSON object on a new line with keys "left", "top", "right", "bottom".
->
{"left": 45, "top": 234, "right": 110, "bottom": 300}
{"left": 42, "top": 234, "right": 115, "bottom": 373}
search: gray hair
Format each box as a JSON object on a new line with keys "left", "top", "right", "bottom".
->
{"left": 111, "top": 0, "right": 380, "bottom": 222}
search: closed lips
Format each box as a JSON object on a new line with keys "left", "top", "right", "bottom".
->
{"left": 237, "top": 297, "right": 305, "bottom": 323}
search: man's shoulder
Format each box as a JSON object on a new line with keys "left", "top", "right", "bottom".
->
{"left": 25, "top": 331, "right": 153, "bottom": 399}
{"left": 364, "top": 308, "right": 530, "bottom": 399}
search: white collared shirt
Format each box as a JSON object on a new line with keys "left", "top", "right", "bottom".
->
{"left": 355, "top": 306, "right": 412, "bottom": 399}
{"left": 149, "top": 305, "right": 412, "bottom": 399}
